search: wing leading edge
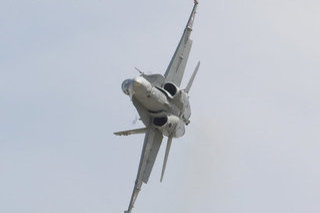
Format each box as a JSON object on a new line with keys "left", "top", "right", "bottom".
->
{"left": 125, "top": 127, "right": 163, "bottom": 213}
{"left": 164, "top": 1, "right": 198, "bottom": 86}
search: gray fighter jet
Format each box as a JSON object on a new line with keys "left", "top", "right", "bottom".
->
{"left": 115, "top": 1, "right": 199, "bottom": 212}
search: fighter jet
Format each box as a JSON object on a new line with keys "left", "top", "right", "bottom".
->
{"left": 115, "top": 1, "right": 199, "bottom": 212}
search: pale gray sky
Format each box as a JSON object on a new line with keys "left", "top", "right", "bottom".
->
{"left": 1, "top": 0, "right": 320, "bottom": 212}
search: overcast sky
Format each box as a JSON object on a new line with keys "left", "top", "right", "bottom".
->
{"left": 1, "top": 0, "right": 320, "bottom": 212}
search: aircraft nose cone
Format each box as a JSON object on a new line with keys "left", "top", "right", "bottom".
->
{"left": 122, "top": 77, "right": 151, "bottom": 99}
{"left": 122, "top": 79, "right": 133, "bottom": 96}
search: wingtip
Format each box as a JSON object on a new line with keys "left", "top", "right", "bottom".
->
{"left": 113, "top": 132, "right": 123, "bottom": 136}
{"left": 194, "top": 0, "right": 199, "bottom": 5}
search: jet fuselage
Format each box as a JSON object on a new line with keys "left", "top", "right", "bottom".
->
{"left": 121, "top": 75, "right": 190, "bottom": 138}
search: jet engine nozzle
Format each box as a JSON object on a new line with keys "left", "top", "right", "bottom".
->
{"left": 163, "top": 82, "right": 178, "bottom": 97}
{"left": 153, "top": 114, "right": 185, "bottom": 138}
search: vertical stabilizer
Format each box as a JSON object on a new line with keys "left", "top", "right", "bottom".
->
{"left": 160, "top": 136, "right": 173, "bottom": 182}
{"left": 185, "top": 61, "right": 200, "bottom": 93}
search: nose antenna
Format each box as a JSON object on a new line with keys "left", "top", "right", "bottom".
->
{"left": 134, "top": 67, "right": 144, "bottom": 75}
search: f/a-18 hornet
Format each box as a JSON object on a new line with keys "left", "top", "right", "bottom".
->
{"left": 115, "top": 1, "right": 200, "bottom": 212}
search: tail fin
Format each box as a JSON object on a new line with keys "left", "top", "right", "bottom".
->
{"left": 114, "top": 127, "right": 147, "bottom": 136}
{"left": 160, "top": 136, "right": 173, "bottom": 182}
{"left": 184, "top": 61, "right": 200, "bottom": 93}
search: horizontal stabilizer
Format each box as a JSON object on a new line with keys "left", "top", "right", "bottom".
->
{"left": 114, "top": 128, "right": 147, "bottom": 136}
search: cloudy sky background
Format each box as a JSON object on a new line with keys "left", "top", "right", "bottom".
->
{"left": 1, "top": 0, "right": 320, "bottom": 212}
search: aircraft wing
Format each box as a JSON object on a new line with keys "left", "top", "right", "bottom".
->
{"left": 125, "top": 127, "right": 163, "bottom": 212}
{"left": 164, "top": 1, "right": 198, "bottom": 87}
